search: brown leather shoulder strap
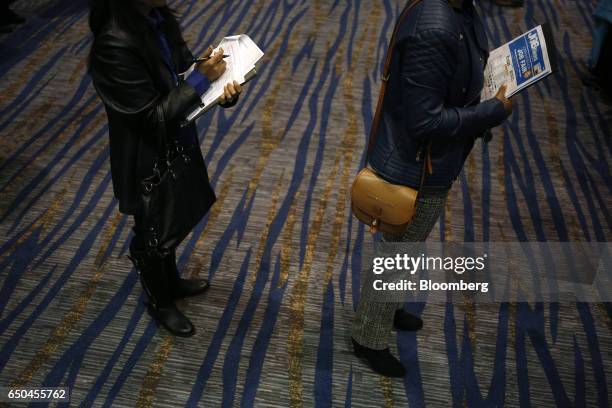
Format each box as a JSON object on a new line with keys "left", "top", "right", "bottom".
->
{"left": 365, "top": 0, "right": 422, "bottom": 165}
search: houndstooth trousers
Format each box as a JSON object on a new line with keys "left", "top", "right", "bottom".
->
{"left": 352, "top": 188, "right": 450, "bottom": 350}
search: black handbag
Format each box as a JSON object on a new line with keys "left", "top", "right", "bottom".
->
{"left": 139, "top": 135, "right": 216, "bottom": 255}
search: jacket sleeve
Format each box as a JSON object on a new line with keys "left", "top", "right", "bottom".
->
{"left": 399, "top": 28, "right": 508, "bottom": 143}
{"left": 89, "top": 33, "right": 201, "bottom": 132}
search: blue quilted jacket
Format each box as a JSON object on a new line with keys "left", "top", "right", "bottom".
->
{"left": 368, "top": 0, "right": 508, "bottom": 190}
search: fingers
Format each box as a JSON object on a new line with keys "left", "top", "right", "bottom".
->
{"left": 227, "top": 81, "right": 236, "bottom": 96}
{"left": 199, "top": 46, "right": 227, "bottom": 81}
{"left": 227, "top": 81, "right": 242, "bottom": 99}
{"left": 219, "top": 85, "right": 227, "bottom": 104}
{"left": 211, "top": 47, "right": 224, "bottom": 64}
{"left": 201, "top": 45, "right": 213, "bottom": 59}
{"left": 233, "top": 80, "right": 242, "bottom": 93}
{"left": 219, "top": 82, "right": 241, "bottom": 105}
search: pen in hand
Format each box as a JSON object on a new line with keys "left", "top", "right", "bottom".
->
{"left": 193, "top": 54, "right": 230, "bottom": 63}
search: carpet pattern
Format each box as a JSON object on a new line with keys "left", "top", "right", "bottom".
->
{"left": 0, "top": 0, "right": 610, "bottom": 407}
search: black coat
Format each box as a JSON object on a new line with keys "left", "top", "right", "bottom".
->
{"left": 89, "top": 17, "right": 216, "bottom": 215}
{"left": 369, "top": 0, "right": 508, "bottom": 190}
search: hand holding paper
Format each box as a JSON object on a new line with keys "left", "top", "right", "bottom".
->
{"left": 481, "top": 24, "right": 557, "bottom": 100}
{"left": 219, "top": 81, "right": 242, "bottom": 105}
{"left": 183, "top": 34, "right": 264, "bottom": 124}
{"left": 494, "top": 84, "right": 513, "bottom": 115}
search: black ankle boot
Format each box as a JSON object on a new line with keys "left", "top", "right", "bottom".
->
{"left": 393, "top": 309, "right": 423, "bottom": 331}
{"left": 164, "top": 252, "right": 210, "bottom": 299}
{"left": 129, "top": 246, "right": 195, "bottom": 337}
{"left": 351, "top": 338, "right": 406, "bottom": 377}
{"left": 146, "top": 301, "right": 195, "bottom": 338}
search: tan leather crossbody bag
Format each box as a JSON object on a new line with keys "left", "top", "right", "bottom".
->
{"left": 350, "top": 0, "right": 430, "bottom": 235}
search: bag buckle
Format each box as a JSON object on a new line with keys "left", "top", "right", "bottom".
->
{"left": 381, "top": 73, "right": 390, "bottom": 82}
{"left": 369, "top": 218, "right": 379, "bottom": 234}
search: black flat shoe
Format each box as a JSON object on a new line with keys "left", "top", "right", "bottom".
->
{"left": 173, "top": 277, "right": 210, "bottom": 299}
{"left": 148, "top": 302, "right": 195, "bottom": 338}
{"left": 394, "top": 309, "right": 423, "bottom": 331}
{"left": 352, "top": 338, "right": 406, "bottom": 378}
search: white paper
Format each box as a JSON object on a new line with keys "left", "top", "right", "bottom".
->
{"left": 185, "top": 34, "right": 264, "bottom": 123}
{"left": 482, "top": 25, "right": 552, "bottom": 100}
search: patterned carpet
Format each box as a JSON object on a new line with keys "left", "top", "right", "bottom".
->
{"left": 0, "top": 0, "right": 610, "bottom": 406}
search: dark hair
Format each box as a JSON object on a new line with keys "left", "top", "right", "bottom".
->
{"left": 88, "top": 0, "right": 184, "bottom": 68}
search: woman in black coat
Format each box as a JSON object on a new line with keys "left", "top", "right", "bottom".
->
{"left": 88, "top": 0, "right": 241, "bottom": 337}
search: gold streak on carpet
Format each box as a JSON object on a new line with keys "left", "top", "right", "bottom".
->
{"left": 379, "top": 376, "right": 395, "bottom": 408}
{"left": 251, "top": 172, "right": 284, "bottom": 285}
{"left": 1, "top": 97, "right": 103, "bottom": 204}
{"left": 596, "top": 303, "right": 612, "bottom": 330}
{"left": 553, "top": 0, "right": 591, "bottom": 47}
{"left": 364, "top": 4, "right": 382, "bottom": 69}
{"left": 0, "top": 179, "right": 73, "bottom": 267}
{"left": 287, "top": 158, "right": 341, "bottom": 407}
{"left": 10, "top": 211, "right": 123, "bottom": 387}
{"left": 467, "top": 150, "right": 478, "bottom": 238}
{"left": 2, "top": 101, "right": 56, "bottom": 152}
{"left": 313, "top": 0, "right": 324, "bottom": 37}
{"left": 0, "top": 42, "right": 54, "bottom": 108}
{"left": 463, "top": 299, "right": 478, "bottom": 354}
{"left": 15, "top": 185, "right": 68, "bottom": 246}
{"left": 464, "top": 154, "right": 478, "bottom": 352}
{"left": 496, "top": 128, "right": 506, "bottom": 226}
{"left": 323, "top": 28, "right": 367, "bottom": 285}
{"left": 285, "top": 10, "right": 359, "bottom": 400}
{"left": 444, "top": 192, "right": 452, "bottom": 243}
{"left": 280, "top": 192, "right": 301, "bottom": 287}
{"left": 136, "top": 335, "right": 176, "bottom": 408}
{"left": 187, "top": 167, "right": 235, "bottom": 278}
{"left": 246, "top": 25, "right": 301, "bottom": 202}
{"left": 544, "top": 98, "right": 583, "bottom": 241}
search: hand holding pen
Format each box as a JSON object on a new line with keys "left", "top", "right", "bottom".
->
{"left": 193, "top": 54, "right": 230, "bottom": 63}
{"left": 196, "top": 46, "right": 228, "bottom": 82}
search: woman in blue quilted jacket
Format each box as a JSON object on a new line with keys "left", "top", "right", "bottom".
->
{"left": 351, "top": 0, "right": 513, "bottom": 377}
